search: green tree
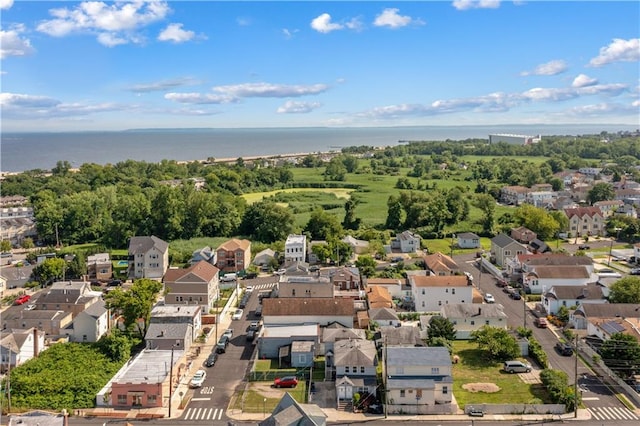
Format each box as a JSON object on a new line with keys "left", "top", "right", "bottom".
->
{"left": 600, "top": 332, "right": 640, "bottom": 377}
{"left": 470, "top": 326, "right": 520, "bottom": 360}
{"left": 428, "top": 316, "right": 457, "bottom": 342}
{"left": 608, "top": 276, "right": 640, "bottom": 303}
{"left": 385, "top": 198, "right": 404, "bottom": 230}
{"left": 355, "top": 255, "right": 377, "bottom": 277}
{"left": 0, "top": 240, "right": 11, "bottom": 252}
{"left": 304, "top": 208, "right": 343, "bottom": 240}
{"left": 33, "top": 257, "right": 66, "bottom": 285}
{"left": 21, "top": 237, "right": 35, "bottom": 249}
{"left": 239, "top": 200, "right": 294, "bottom": 243}
{"left": 473, "top": 194, "right": 496, "bottom": 235}
{"left": 323, "top": 157, "right": 347, "bottom": 181}
{"left": 513, "top": 204, "right": 561, "bottom": 240}
{"left": 587, "top": 182, "right": 615, "bottom": 205}
{"left": 95, "top": 331, "right": 135, "bottom": 362}
{"left": 104, "top": 278, "right": 163, "bottom": 339}
{"left": 342, "top": 198, "right": 361, "bottom": 230}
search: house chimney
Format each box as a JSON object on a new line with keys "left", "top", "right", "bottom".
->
{"left": 33, "top": 327, "right": 39, "bottom": 357}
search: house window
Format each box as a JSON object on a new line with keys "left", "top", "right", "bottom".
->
{"left": 176, "top": 296, "right": 183, "bottom": 302}
{"left": 421, "top": 289, "right": 425, "bottom": 295}
{"left": 470, "top": 321, "right": 475, "bottom": 325}
{"left": 438, "top": 301, "right": 442, "bottom": 306}
{"left": 400, "top": 390, "right": 405, "bottom": 397}
{"left": 117, "top": 395, "right": 127, "bottom": 405}
{"left": 485, "top": 320, "right": 490, "bottom": 325}
{"left": 345, "top": 366, "right": 349, "bottom": 373}
{"left": 148, "top": 394, "right": 157, "bottom": 404}
{"left": 452, "top": 288, "right": 455, "bottom": 295}
{"left": 431, "top": 367, "right": 439, "bottom": 374}
{"left": 292, "top": 289, "right": 296, "bottom": 296}
{"left": 443, "top": 386, "right": 448, "bottom": 394}
{"left": 421, "top": 301, "right": 425, "bottom": 307}
{"left": 360, "top": 366, "right": 365, "bottom": 373}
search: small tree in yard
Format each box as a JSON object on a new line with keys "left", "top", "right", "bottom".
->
{"left": 600, "top": 332, "right": 640, "bottom": 377}
{"left": 470, "top": 326, "right": 520, "bottom": 360}
{"left": 428, "top": 316, "right": 457, "bottom": 343}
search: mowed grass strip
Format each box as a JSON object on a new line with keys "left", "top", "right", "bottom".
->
{"left": 452, "top": 341, "right": 548, "bottom": 407}
{"left": 242, "top": 188, "right": 354, "bottom": 204}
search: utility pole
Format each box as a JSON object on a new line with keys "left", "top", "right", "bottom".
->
{"left": 7, "top": 343, "right": 11, "bottom": 413}
{"left": 383, "top": 336, "right": 388, "bottom": 419}
{"left": 168, "top": 345, "right": 175, "bottom": 418}
{"left": 574, "top": 332, "right": 579, "bottom": 418}
{"left": 523, "top": 296, "right": 527, "bottom": 329}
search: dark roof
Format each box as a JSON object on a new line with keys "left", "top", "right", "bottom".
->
{"left": 378, "top": 325, "right": 424, "bottom": 347}
{"left": 457, "top": 232, "right": 479, "bottom": 239}
{"left": 441, "top": 303, "right": 507, "bottom": 319}
{"left": 259, "top": 392, "right": 327, "bottom": 426}
{"left": 387, "top": 346, "right": 451, "bottom": 367}
{"left": 129, "top": 235, "right": 168, "bottom": 255}
{"left": 491, "top": 233, "right": 519, "bottom": 248}
{"left": 334, "top": 339, "right": 377, "bottom": 366}
{"left": 518, "top": 253, "right": 593, "bottom": 266}
{"left": 545, "top": 284, "right": 605, "bottom": 300}
{"left": 575, "top": 303, "right": 640, "bottom": 318}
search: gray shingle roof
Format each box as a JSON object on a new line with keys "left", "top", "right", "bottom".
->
{"left": 129, "top": 235, "right": 168, "bottom": 255}
{"left": 491, "top": 233, "right": 518, "bottom": 248}
{"left": 386, "top": 346, "right": 451, "bottom": 367}
{"left": 334, "top": 339, "right": 377, "bottom": 366}
{"left": 441, "top": 304, "right": 507, "bottom": 319}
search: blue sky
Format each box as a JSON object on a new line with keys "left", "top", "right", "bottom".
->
{"left": 1, "top": 0, "right": 639, "bottom": 131}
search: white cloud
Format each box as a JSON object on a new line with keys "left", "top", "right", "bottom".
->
{"left": 572, "top": 74, "right": 598, "bottom": 88}
{"left": 520, "top": 60, "right": 568, "bottom": 76}
{"left": 311, "top": 13, "right": 344, "bottom": 33}
{"left": 37, "top": 0, "right": 170, "bottom": 46}
{"left": 452, "top": 0, "right": 501, "bottom": 11}
{"left": 277, "top": 100, "right": 322, "bottom": 114}
{"left": 0, "top": 25, "right": 35, "bottom": 59}
{"left": 164, "top": 92, "right": 236, "bottom": 104}
{"left": 373, "top": 8, "right": 423, "bottom": 28}
{"left": 130, "top": 77, "right": 200, "bottom": 93}
{"left": 564, "top": 102, "right": 638, "bottom": 117}
{"left": 0, "top": 0, "right": 14, "bottom": 10}
{"left": 212, "top": 82, "right": 330, "bottom": 98}
{"left": 282, "top": 28, "right": 299, "bottom": 39}
{"left": 345, "top": 17, "right": 364, "bottom": 31}
{"left": 589, "top": 38, "right": 640, "bottom": 67}
{"left": 0, "top": 92, "right": 60, "bottom": 108}
{"left": 158, "top": 23, "right": 195, "bottom": 43}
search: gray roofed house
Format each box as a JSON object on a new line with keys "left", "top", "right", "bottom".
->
{"left": 2, "top": 309, "right": 73, "bottom": 336}
{"left": 321, "top": 327, "right": 365, "bottom": 355}
{"left": 190, "top": 246, "right": 216, "bottom": 265}
{"left": 440, "top": 304, "right": 508, "bottom": 339}
{"left": 259, "top": 392, "right": 327, "bottom": 426}
{"left": 456, "top": 232, "right": 481, "bottom": 249}
{"left": 145, "top": 322, "right": 193, "bottom": 350}
{"left": 571, "top": 303, "right": 640, "bottom": 329}
{"left": 368, "top": 307, "right": 400, "bottom": 327}
{"left": 376, "top": 325, "right": 424, "bottom": 348}
{"left": 128, "top": 235, "right": 169, "bottom": 279}
{"left": 7, "top": 410, "right": 68, "bottom": 426}
{"left": 66, "top": 298, "right": 110, "bottom": 343}
{"left": 542, "top": 283, "right": 607, "bottom": 315}
{"left": 491, "top": 233, "right": 528, "bottom": 267}
{"left": 333, "top": 339, "right": 378, "bottom": 405}
{"left": 385, "top": 346, "right": 454, "bottom": 414}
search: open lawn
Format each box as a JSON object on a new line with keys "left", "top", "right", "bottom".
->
{"left": 231, "top": 381, "right": 307, "bottom": 413}
{"left": 242, "top": 187, "right": 354, "bottom": 204}
{"left": 452, "top": 341, "right": 548, "bottom": 407}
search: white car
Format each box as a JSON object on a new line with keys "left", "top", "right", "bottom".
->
{"left": 245, "top": 285, "right": 254, "bottom": 293}
{"left": 484, "top": 293, "right": 496, "bottom": 304}
{"left": 274, "top": 269, "right": 286, "bottom": 276}
{"left": 190, "top": 370, "right": 207, "bottom": 388}
{"left": 598, "top": 269, "right": 622, "bottom": 278}
{"left": 232, "top": 309, "right": 244, "bottom": 320}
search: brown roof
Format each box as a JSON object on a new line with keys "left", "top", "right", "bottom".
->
{"left": 423, "top": 252, "right": 458, "bottom": 272}
{"left": 163, "top": 260, "right": 219, "bottom": 283}
{"left": 564, "top": 206, "right": 603, "bottom": 219}
{"left": 517, "top": 253, "right": 593, "bottom": 267}
{"left": 262, "top": 298, "right": 354, "bottom": 317}
{"left": 411, "top": 275, "right": 468, "bottom": 288}
{"left": 217, "top": 238, "right": 251, "bottom": 251}
{"left": 527, "top": 265, "right": 590, "bottom": 279}
{"left": 367, "top": 286, "right": 393, "bottom": 309}
{"left": 545, "top": 283, "right": 604, "bottom": 300}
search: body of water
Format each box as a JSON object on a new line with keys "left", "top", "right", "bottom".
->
{"left": 1, "top": 124, "right": 636, "bottom": 173}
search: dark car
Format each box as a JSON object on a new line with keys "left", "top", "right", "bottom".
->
{"left": 468, "top": 408, "right": 484, "bottom": 417}
{"left": 578, "top": 245, "right": 590, "bottom": 250}
{"left": 630, "top": 268, "right": 640, "bottom": 276}
{"left": 243, "top": 272, "right": 258, "bottom": 280}
{"left": 555, "top": 342, "right": 574, "bottom": 356}
{"left": 509, "top": 291, "right": 522, "bottom": 300}
{"left": 215, "top": 335, "right": 230, "bottom": 353}
{"left": 204, "top": 352, "right": 218, "bottom": 367}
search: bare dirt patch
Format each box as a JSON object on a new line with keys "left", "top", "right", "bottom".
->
{"left": 250, "top": 382, "right": 286, "bottom": 398}
{"left": 462, "top": 382, "right": 501, "bottom": 393}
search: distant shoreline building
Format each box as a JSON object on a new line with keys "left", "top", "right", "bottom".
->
{"left": 489, "top": 133, "right": 541, "bottom": 145}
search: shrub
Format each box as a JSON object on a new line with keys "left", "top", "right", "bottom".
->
{"left": 529, "top": 336, "right": 548, "bottom": 368}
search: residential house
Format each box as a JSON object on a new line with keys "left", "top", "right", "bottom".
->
{"left": 328, "top": 267, "right": 362, "bottom": 298}
{"left": 616, "top": 203, "right": 638, "bottom": 218}
{"left": 366, "top": 285, "right": 394, "bottom": 309}
{"left": 148, "top": 305, "right": 202, "bottom": 346}
{"left": 523, "top": 265, "right": 594, "bottom": 294}
{"left": 511, "top": 226, "right": 537, "bottom": 244}
{"left": 365, "top": 278, "right": 407, "bottom": 300}
{"left": 385, "top": 346, "right": 454, "bottom": 414}
{"left": 258, "top": 324, "right": 319, "bottom": 359}
{"left": 500, "top": 185, "right": 530, "bottom": 205}
{"left": 253, "top": 248, "right": 276, "bottom": 269}
{"left": 490, "top": 234, "right": 527, "bottom": 267}
{"left": 525, "top": 191, "right": 557, "bottom": 208}
{"left": 423, "top": 252, "right": 460, "bottom": 276}
{"left": 163, "top": 260, "right": 220, "bottom": 312}
{"left": 33, "top": 281, "right": 102, "bottom": 319}
{"left": 564, "top": 207, "right": 605, "bottom": 238}
{"left": 0, "top": 205, "right": 36, "bottom": 246}
{"left": 262, "top": 298, "right": 354, "bottom": 328}
{"left": 342, "top": 235, "right": 370, "bottom": 254}
{"left": 128, "top": 235, "right": 169, "bottom": 279}
{"left": 635, "top": 243, "right": 640, "bottom": 262}
{"left": 587, "top": 316, "right": 640, "bottom": 343}
{"left": 390, "top": 231, "right": 421, "bottom": 253}
{"left": 189, "top": 246, "right": 216, "bottom": 265}
{"left": 259, "top": 392, "right": 327, "bottom": 426}
{"left": 6, "top": 411, "right": 68, "bottom": 426}
{"left": 291, "top": 341, "right": 315, "bottom": 368}
{"left": 322, "top": 327, "right": 366, "bottom": 357}
{"left": 144, "top": 322, "right": 194, "bottom": 351}
{"left": 216, "top": 238, "right": 251, "bottom": 274}
{"left": 532, "top": 183, "right": 554, "bottom": 192}
{"left": 594, "top": 200, "right": 624, "bottom": 218}
{"left": 509, "top": 253, "right": 594, "bottom": 276}
{"left": 107, "top": 349, "right": 182, "bottom": 409}
{"left": 281, "top": 261, "right": 311, "bottom": 276}
{"left": 456, "top": 232, "right": 480, "bottom": 249}
{"left": 284, "top": 234, "right": 307, "bottom": 263}
{"left": 528, "top": 239, "right": 550, "bottom": 254}
{"left": 578, "top": 167, "right": 602, "bottom": 177}
{"left": 570, "top": 303, "right": 640, "bottom": 330}
{"left": 376, "top": 325, "right": 424, "bottom": 348}
{"left": 86, "top": 253, "right": 112, "bottom": 282}
{"left": 277, "top": 275, "right": 334, "bottom": 298}
{"left": 614, "top": 188, "right": 640, "bottom": 202}
{"left": 410, "top": 275, "right": 473, "bottom": 312}
{"left": 66, "top": 299, "right": 110, "bottom": 343}
{"left": 541, "top": 283, "right": 607, "bottom": 315}
{"left": 440, "top": 304, "right": 508, "bottom": 339}
{"left": 368, "top": 307, "right": 400, "bottom": 327}
{"left": 0, "top": 328, "right": 45, "bottom": 373}
{"left": 334, "top": 339, "right": 378, "bottom": 403}
{"left": 2, "top": 309, "right": 72, "bottom": 336}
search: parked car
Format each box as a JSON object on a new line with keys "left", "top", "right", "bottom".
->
{"left": 309, "top": 265, "right": 320, "bottom": 272}
{"left": 578, "top": 245, "right": 590, "bottom": 250}
{"left": 503, "top": 360, "right": 532, "bottom": 373}
{"left": 598, "top": 269, "right": 622, "bottom": 278}
{"left": 484, "top": 293, "right": 495, "bottom": 304}
{"left": 248, "top": 321, "right": 260, "bottom": 331}
{"left": 468, "top": 408, "right": 485, "bottom": 417}
{"left": 216, "top": 335, "right": 230, "bottom": 353}
{"left": 254, "top": 304, "right": 263, "bottom": 317}
{"left": 190, "top": 370, "right": 207, "bottom": 388}
{"left": 223, "top": 328, "right": 233, "bottom": 339}
{"left": 273, "top": 376, "right": 298, "bottom": 388}
{"left": 495, "top": 278, "right": 508, "bottom": 287}
{"left": 204, "top": 352, "right": 218, "bottom": 367}
{"left": 239, "top": 294, "right": 249, "bottom": 308}
{"left": 245, "top": 285, "right": 254, "bottom": 293}
{"left": 533, "top": 317, "right": 548, "bottom": 328}
{"left": 14, "top": 294, "right": 31, "bottom": 305}
{"left": 275, "top": 269, "right": 286, "bottom": 276}
{"left": 509, "top": 291, "right": 522, "bottom": 300}
{"left": 503, "top": 285, "right": 514, "bottom": 294}
{"left": 246, "top": 330, "right": 257, "bottom": 341}
{"left": 555, "top": 342, "right": 574, "bottom": 356}
{"left": 243, "top": 272, "right": 258, "bottom": 280}
{"left": 631, "top": 268, "right": 640, "bottom": 276}
{"left": 232, "top": 309, "right": 244, "bottom": 320}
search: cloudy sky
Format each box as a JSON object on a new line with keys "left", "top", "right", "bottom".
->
{"left": 1, "top": 0, "right": 639, "bottom": 131}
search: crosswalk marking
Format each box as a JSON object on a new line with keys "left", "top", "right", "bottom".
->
{"left": 183, "top": 407, "right": 225, "bottom": 421}
{"left": 252, "top": 283, "right": 276, "bottom": 291}
{"left": 588, "top": 406, "right": 639, "bottom": 421}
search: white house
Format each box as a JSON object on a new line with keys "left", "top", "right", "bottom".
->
{"left": 334, "top": 339, "right": 378, "bottom": 403}
{"left": 391, "top": 231, "right": 421, "bottom": 253}
{"left": 368, "top": 307, "right": 400, "bottom": 327}
{"left": 570, "top": 303, "right": 640, "bottom": 330}
{"left": 385, "top": 346, "right": 454, "bottom": 414}
{"left": 500, "top": 185, "right": 530, "bottom": 205}
{"left": 67, "top": 299, "right": 110, "bottom": 342}
{"left": 410, "top": 275, "right": 473, "bottom": 312}
{"left": 128, "top": 235, "right": 169, "bottom": 280}
{"left": 342, "top": 235, "right": 370, "bottom": 254}
{"left": 262, "top": 298, "right": 354, "bottom": 328}
{"left": 541, "top": 283, "right": 607, "bottom": 315}
{"left": 523, "top": 265, "right": 594, "bottom": 294}
{"left": 440, "top": 304, "right": 508, "bottom": 339}
{"left": 0, "top": 328, "right": 45, "bottom": 373}
{"left": 285, "top": 234, "right": 307, "bottom": 263}
{"left": 564, "top": 206, "right": 605, "bottom": 238}
{"left": 456, "top": 232, "right": 481, "bottom": 249}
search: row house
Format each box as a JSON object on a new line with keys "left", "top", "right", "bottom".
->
{"left": 578, "top": 167, "right": 602, "bottom": 177}
{"left": 385, "top": 346, "right": 454, "bottom": 414}
{"left": 410, "top": 275, "right": 473, "bottom": 312}
{"left": 284, "top": 234, "right": 307, "bottom": 263}
{"left": 541, "top": 283, "right": 607, "bottom": 315}
{"left": 128, "top": 236, "right": 169, "bottom": 280}
{"left": 216, "top": 238, "right": 251, "bottom": 274}
{"left": 500, "top": 185, "right": 529, "bottom": 205}
{"left": 163, "top": 260, "right": 220, "bottom": 313}
{"left": 564, "top": 206, "right": 605, "bottom": 238}
{"left": 0, "top": 205, "right": 36, "bottom": 246}
{"left": 525, "top": 191, "right": 557, "bottom": 208}
{"left": 523, "top": 265, "right": 594, "bottom": 295}
{"left": 594, "top": 200, "right": 624, "bottom": 218}
{"left": 614, "top": 188, "right": 640, "bottom": 202}
{"left": 86, "top": 253, "right": 112, "bottom": 282}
